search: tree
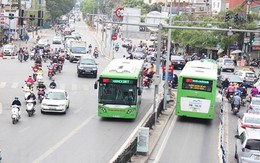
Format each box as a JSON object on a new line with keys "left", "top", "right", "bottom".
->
{"left": 46, "top": 0, "right": 74, "bottom": 23}
{"left": 80, "top": 0, "right": 98, "bottom": 15}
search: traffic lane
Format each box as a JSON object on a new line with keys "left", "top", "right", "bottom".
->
{"left": 226, "top": 97, "right": 247, "bottom": 163}
{"left": 158, "top": 100, "right": 221, "bottom": 163}
{"left": 0, "top": 90, "right": 97, "bottom": 162}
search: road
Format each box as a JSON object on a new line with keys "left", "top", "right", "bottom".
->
{"left": 0, "top": 20, "right": 157, "bottom": 163}
{"left": 147, "top": 68, "right": 255, "bottom": 163}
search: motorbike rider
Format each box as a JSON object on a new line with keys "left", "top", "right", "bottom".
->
{"left": 240, "top": 80, "right": 249, "bottom": 89}
{"left": 88, "top": 44, "right": 92, "bottom": 53}
{"left": 37, "top": 81, "right": 46, "bottom": 90}
{"left": 11, "top": 97, "right": 22, "bottom": 117}
{"left": 231, "top": 92, "right": 241, "bottom": 111}
{"left": 221, "top": 77, "right": 230, "bottom": 90}
{"left": 36, "top": 67, "right": 43, "bottom": 76}
{"left": 234, "top": 86, "right": 242, "bottom": 96}
{"left": 35, "top": 56, "right": 42, "bottom": 66}
{"left": 49, "top": 79, "right": 57, "bottom": 89}
{"left": 115, "top": 43, "right": 119, "bottom": 51}
{"left": 26, "top": 92, "right": 36, "bottom": 106}
{"left": 251, "top": 86, "right": 259, "bottom": 97}
{"left": 26, "top": 75, "right": 34, "bottom": 85}
{"left": 53, "top": 56, "right": 58, "bottom": 64}
{"left": 226, "top": 83, "right": 235, "bottom": 99}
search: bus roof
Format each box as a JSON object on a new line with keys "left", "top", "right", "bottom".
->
{"left": 100, "top": 59, "right": 144, "bottom": 79}
{"left": 180, "top": 60, "right": 218, "bottom": 80}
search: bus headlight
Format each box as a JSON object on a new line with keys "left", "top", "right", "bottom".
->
{"left": 100, "top": 107, "right": 107, "bottom": 113}
{"left": 127, "top": 109, "right": 133, "bottom": 114}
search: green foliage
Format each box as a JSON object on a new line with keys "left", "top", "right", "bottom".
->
{"left": 80, "top": 0, "right": 98, "bottom": 15}
{"left": 46, "top": 0, "right": 74, "bottom": 21}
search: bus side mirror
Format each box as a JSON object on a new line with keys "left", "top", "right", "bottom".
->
{"left": 94, "top": 82, "right": 98, "bottom": 89}
{"left": 138, "top": 88, "right": 142, "bottom": 95}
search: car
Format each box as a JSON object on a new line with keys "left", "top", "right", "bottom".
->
{"left": 170, "top": 55, "right": 186, "bottom": 70}
{"left": 247, "top": 97, "right": 260, "bottom": 114}
{"left": 150, "top": 34, "right": 157, "bottom": 41}
{"left": 64, "top": 35, "right": 76, "bottom": 42}
{"left": 122, "top": 39, "right": 132, "bottom": 47}
{"left": 37, "top": 39, "right": 50, "bottom": 49}
{"left": 52, "top": 36, "right": 62, "bottom": 44}
{"left": 254, "top": 79, "right": 260, "bottom": 92}
{"left": 71, "top": 32, "right": 81, "bottom": 40}
{"left": 234, "top": 70, "right": 257, "bottom": 87}
{"left": 41, "top": 89, "right": 70, "bottom": 114}
{"left": 133, "top": 48, "right": 146, "bottom": 59}
{"left": 217, "top": 74, "right": 243, "bottom": 88}
{"left": 216, "top": 57, "right": 235, "bottom": 72}
{"left": 237, "top": 113, "right": 260, "bottom": 135}
{"left": 2, "top": 44, "right": 17, "bottom": 56}
{"left": 235, "top": 128, "right": 260, "bottom": 163}
{"left": 77, "top": 56, "right": 98, "bottom": 78}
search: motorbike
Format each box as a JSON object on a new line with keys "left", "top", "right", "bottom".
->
{"left": 48, "top": 68, "right": 55, "bottom": 80}
{"left": 18, "top": 53, "right": 23, "bottom": 62}
{"left": 38, "top": 88, "right": 45, "bottom": 103}
{"left": 11, "top": 105, "right": 20, "bottom": 124}
{"left": 227, "top": 92, "right": 234, "bottom": 103}
{"left": 42, "top": 52, "right": 48, "bottom": 62}
{"left": 30, "top": 49, "right": 35, "bottom": 60}
{"left": 24, "top": 52, "right": 29, "bottom": 61}
{"left": 232, "top": 104, "right": 240, "bottom": 114}
{"left": 143, "top": 76, "right": 152, "bottom": 88}
{"left": 26, "top": 99, "right": 35, "bottom": 117}
{"left": 23, "top": 85, "right": 32, "bottom": 100}
{"left": 49, "top": 83, "right": 56, "bottom": 89}
{"left": 57, "top": 61, "right": 63, "bottom": 73}
{"left": 93, "top": 51, "right": 98, "bottom": 58}
{"left": 36, "top": 74, "right": 43, "bottom": 83}
{"left": 241, "top": 95, "right": 247, "bottom": 106}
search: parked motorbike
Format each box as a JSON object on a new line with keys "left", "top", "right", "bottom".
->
{"left": 11, "top": 105, "right": 20, "bottom": 124}
{"left": 26, "top": 99, "right": 35, "bottom": 117}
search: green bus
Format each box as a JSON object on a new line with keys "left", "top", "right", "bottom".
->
{"left": 94, "top": 59, "right": 144, "bottom": 119}
{"left": 175, "top": 60, "right": 218, "bottom": 119}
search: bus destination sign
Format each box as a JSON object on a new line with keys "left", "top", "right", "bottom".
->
{"left": 101, "top": 78, "right": 135, "bottom": 84}
{"left": 182, "top": 78, "right": 212, "bottom": 92}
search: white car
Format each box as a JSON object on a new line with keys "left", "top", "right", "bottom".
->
{"left": 52, "top": 36, "right": 62, "bottom": 44}
{"left": 41, "top": 89, "right": 70, "bottom": 114}
{"left": 122, "top": 39, "right": 132, "bottom": 47}
{"left": 216, "top": 57, "right": 235, "bottom": 72}
{"left": 234, "top": 70, "right": 257, "bottom": 87}
{"left": 37, "top": 39, "right": 50, "bottom": 49}
{"left": 247, "top": 97, "right": 260, "bottom": 114}
{"left": 237, "top": 113, "right": 260, "bottom": 135}
{"left": 2, "top": 44, "right": 17, "bottom": 56}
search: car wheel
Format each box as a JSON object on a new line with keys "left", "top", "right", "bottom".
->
{"left": 69, "top": 58, "right": 73, "bottom": 63}
{"left": 78, "top": 73, "right": 81, "bottom": 77}
{"left": 67, "top": 102, "right": 70, "bottom": 109}
{"left": 63, "top": 110, "right": 67, "bottom": 114}
{"left": 231, "top": 69, "right": 234, "bottom": 72}
{"left": 41, "top": 110, "right": 44, "bottom": 114}
{"left": 93, "top": 73, "right": 97, "bottom": 78}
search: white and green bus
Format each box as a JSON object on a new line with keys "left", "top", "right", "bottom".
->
{"left": 94, "top": 59, "right": 144, "bottom": 119}
{"left": 175, "top": 60, "right": 218, "bottom": 119}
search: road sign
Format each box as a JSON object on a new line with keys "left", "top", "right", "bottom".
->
{"left": 112, "top": 34, "right": 117, "bottom": 41}
{"left": 115, "top": 8, "right": 124, "bottom": 18}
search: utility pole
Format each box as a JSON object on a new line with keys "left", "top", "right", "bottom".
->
{"left": 18, "top": 0, "right": 21, "bottom": 50}
{"left": 163, "top": 0, "right": 173, "bottom": 110}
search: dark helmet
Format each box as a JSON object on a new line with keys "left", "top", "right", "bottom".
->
{"left": 14, "top": 96, "right": 19, "bottom": 100}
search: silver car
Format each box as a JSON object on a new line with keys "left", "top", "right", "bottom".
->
{"left": 217, "top": 57, "right": 235, "bottom": 72}
{"left": 235, "top": 128, "right": 260, "bottom": 163}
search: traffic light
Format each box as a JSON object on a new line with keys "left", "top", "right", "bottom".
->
{"left": 234, "top": 13, "right": 240, "bottom": 23}
{"left": 9, "top": 13, "right": 14, "bottom": 20}
{"left": 29, "top": 15, "right": 35, "bottom": 21}
{"left": 18, "top": 10, "right": 24, "bottom": 26}
{"left": 225, "top": 12, "right": 231, "bottom": 22}
{"left": 37, "top": 10, "right": 43, "bottom": 26}
{"left": 249, "top": 33, "right": 255, "bottom": 46}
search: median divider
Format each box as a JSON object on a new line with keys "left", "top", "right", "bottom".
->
{"left": 110, "top": 90, "right": 176, "bottom": 163}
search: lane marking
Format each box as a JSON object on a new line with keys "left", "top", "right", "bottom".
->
{"left": 0, "top": 82, "right": 6, "bottom": 88}
{"left": 0, "top": 102, "right": 2, "bottom": 114}
{"left": 11, "top": 82, "right": 19, "bottom": 89}
{"left": 32, "top": 114, "right": 95, "bottom": 163}
{"left": 74, "top": 107, "right": 83, "bottom": 114}
{"left": 19, "top": 126, "right": 31, "bottom": 133}
{"left": 153, "top": 115, "right": 177, "bottom": 163}
{"left": 71, "top": 84, "right": 77, "bottom": 91}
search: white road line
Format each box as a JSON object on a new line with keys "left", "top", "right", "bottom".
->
{"left": 19, "top": 126, "right": 31, "bottom": 133}
{"left": 0, "top": 102, "right": 2, "bottom": 115}
{"left": 11, "top": 82, "right": 19, "bottom": 89}
{"left": 32, "top": 114, "right": 95, "bottom": 163}
{"left": 59, "top": 84, "right": 66, "bottom": 90}
{"left": 71, "top": 84, "right": 77, "bottom": 91}
{"left": 153, "top": 115, "right": 177, "bottom": 163}
{"left": 0, "top": 82, "right": 6, "bottom": 88}
{"left": 74, "top": 107, "right": 83, "bottom": 114}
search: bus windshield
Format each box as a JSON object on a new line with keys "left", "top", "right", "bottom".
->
{"left": 99, "top": 83, "right": 137, "bottom": 105}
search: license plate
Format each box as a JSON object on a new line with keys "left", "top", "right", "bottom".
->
{"left": 49, "top": 107, "right": 56, "bottom": 110}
